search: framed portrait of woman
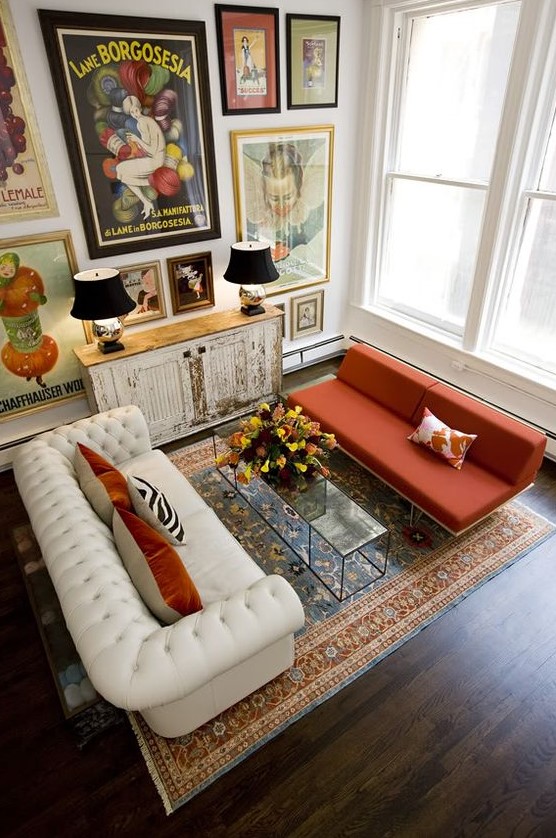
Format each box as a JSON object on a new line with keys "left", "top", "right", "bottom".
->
{"left": 38, "top": 11, "right": 220, "bottom": 259}
{"left": 231, "top": 125, "right": 334, "bottom": 294}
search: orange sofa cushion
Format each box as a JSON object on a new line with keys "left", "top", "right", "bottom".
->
{"left": 336, "top": 343, "right": 437, "bottom": 421}
{"left": 415, "top": 384, "right": 546, "bottom": 486}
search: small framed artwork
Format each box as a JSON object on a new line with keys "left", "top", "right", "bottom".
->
{"left": 215, "top": 4, "right": 280, "bottom": 115}
{"left": 291, "top": 290, "right": 324, "bottom": 340}
{"left": 286, "top": 14, "right": 341, "bottom": 109}
{"left": 167, "top": 252, "right": 215, "bottom": 314}
{"left": 119, "top": 261, "right": 166, "bottom": 326}
{"left": 0, "top": 231, "right": 87, "bottom": 420}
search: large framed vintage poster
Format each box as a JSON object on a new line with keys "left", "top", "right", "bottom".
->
{"left": 0, "top": 231, "right": 87, "bottom": 421}
{"left": 38, "top": 11, "right": 220, "bottom": 259}
{"left": 231, "top": 125, "right": 334, "bottom": 294}
{"left": 0, "top": 0, "right": 57, "bottom": 220}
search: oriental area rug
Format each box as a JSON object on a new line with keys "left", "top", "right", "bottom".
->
{"left": 127, "top": 439, "right": 555, "bottom": 815}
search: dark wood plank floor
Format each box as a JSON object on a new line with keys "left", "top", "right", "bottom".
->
{"left": 1, "top": 359, "right": 556, "bottom": 837}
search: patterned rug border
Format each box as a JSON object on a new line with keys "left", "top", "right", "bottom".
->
{"left": 129, "top": 441, "right": 555, "bottom": 814}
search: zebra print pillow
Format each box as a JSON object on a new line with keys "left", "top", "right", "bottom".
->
{"left": 127, "top": 476, "right": 186, "bottom": 545}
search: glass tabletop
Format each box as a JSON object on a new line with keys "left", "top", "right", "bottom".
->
{"left": 274, "top": 475, "right": 387, "bottom": 558}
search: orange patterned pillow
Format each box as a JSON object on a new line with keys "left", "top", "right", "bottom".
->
{"left": 74, "top": 442, "right": 131, "bottom": 525}
{"left": 113, "top": 508, "right": 202, "bottom": 624}
{"left": 408, "top": 407, "right": 477, "bottom": 470}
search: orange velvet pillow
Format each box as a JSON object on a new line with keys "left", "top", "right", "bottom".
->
{"left": 408, "top": 407, "right": 477, "bottom": 470}
{"left": 74, "top": 442, "right": 131, "bottom": 526}
{"left": 113, "top": 508, "right": 202, "bottom": 624}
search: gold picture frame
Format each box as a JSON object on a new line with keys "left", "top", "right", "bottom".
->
{"left": 118, "top": 261, "right": 166, "bottom": 326}
{"left": 231, "top": 125, "right": 334, "bottom": 295}
{"left": 0, "top": 1, "right": 57, "bottom": 220}
{"left": 291, "top": 289, "right": 324, "bottom": 340}
{"left": 0, "top": 231, "right": 87, "bottom": 420}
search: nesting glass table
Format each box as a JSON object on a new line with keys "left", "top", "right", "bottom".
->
{"left": 213, "top": 420, "right": 390, "bottom": 601}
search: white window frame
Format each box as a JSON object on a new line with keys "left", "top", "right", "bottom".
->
{"left": 352, "top": 0, "right": 556, "bottom": 398}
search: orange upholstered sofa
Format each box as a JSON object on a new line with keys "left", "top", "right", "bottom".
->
{"left": 287, "top": 344, "right": 547, "bottom": 534}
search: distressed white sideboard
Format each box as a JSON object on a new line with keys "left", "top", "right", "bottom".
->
{"left": 74, "top": 306, "right": 283, "bottom": 446}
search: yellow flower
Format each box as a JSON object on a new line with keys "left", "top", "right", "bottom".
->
{"left": 276, "top": 455, "right": 286, "bottom": 467}
{"left": 286, "top": 442, "right": 299, "bottom": 451}
{"left": 249, "top": 416, "right": 262, "bottom": 429}
{"left": 259, "top": 402, "right": 270, "bottom": 411}
{"left": 294, "top": 462, "right": 307, "bottom": 472}
{"left": 261, "top": 459, "right": 270, "bottom": 473}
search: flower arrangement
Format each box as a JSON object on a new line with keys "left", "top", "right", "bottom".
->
{"left": 216, "top": 402, "right": 337, "bottom": 490}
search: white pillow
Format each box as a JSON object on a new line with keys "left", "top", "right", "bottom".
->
{"left": 127, "top": 476, "right": 186, "bottom": 545}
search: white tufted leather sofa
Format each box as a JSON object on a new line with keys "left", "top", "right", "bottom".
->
{"left": 13, "top": 405, "right": 305, "bottom": 737}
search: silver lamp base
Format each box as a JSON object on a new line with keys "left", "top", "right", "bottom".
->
{"left": 239, "top": 284, "right": 266, "bottom": 316}
{"left": 92, "top": 317, "right": 126, "bottom": 353}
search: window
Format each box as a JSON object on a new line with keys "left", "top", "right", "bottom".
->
{"left": 490, "top": 110, "right": 556, "bottom": 375}
{"left": 377, "top": 2, "right": 520, "bottom": 333}
{"left": 365, "top": 0, "right": 556, "bottom": 391}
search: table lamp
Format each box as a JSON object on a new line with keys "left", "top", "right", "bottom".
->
{"left": 223, "top": 241, "right": 279, "bottom": 316}
{"left": 70, "top": 268, "right": 136, "bottom": 353}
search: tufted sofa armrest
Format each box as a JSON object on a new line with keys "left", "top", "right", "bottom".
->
{"left": 84, "top": 574, "right": 305, "bottom": 710}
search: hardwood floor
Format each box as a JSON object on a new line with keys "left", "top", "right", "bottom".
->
{"left": 1, "top": 359, "right": 556, "bottom": 837}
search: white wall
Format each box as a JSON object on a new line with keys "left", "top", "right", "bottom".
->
{"left": 0, "top": 0, "right": 363, "bottom": 468}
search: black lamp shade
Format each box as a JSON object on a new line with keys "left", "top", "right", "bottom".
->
{"left": 70, "top": 268, "right": 136, "bottom": 320}
{"left": 223, "top": 241, "right": 279, "bottom": 285}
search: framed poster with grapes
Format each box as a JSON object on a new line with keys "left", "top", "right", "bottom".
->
{"left": 0, "top": 1, "right": 57, "bottom": 220}
{"left": 0, "top": 231, "right": 87, "bottom": 421}
{"left": 38, "top": 11, "right": 220, "bottom": 259}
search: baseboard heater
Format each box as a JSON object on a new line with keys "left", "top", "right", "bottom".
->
{"left": 283, "top": 334, "right": 345, "bottom": 370}
{"left": 349, "top": 335, "right": 555, "bottom": 443}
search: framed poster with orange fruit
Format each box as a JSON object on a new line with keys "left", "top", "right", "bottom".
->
{"left": 0, "top": 231, "right": 87, "bottom": 420}
{"left": 38, "top": 11, "right": 220, "bottom": 259}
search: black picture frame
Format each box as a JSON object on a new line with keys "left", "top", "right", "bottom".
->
{"left": 39, "top": 11, "right": 221, "bottom": 259}
{"left": 215, "top": 4, "right": 280, "bottom": 115}
{"left": 286, "top": 14, "right": 340, "bottom": 109}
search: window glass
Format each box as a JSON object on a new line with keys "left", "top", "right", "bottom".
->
{"left": 492, "top": 197, "right": 556, "bottom": 373}
{"left": 378, "top": 179, "right": 485, "bottom": 330}
{"left": 397, "top": 3, "right": 520, "bottom": 182}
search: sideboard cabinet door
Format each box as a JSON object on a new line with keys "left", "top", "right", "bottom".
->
{"left": 84, "top": 346, "right": 196, "bottom": 444}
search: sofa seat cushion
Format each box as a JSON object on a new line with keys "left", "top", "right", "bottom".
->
{"left": 119, "top": 450, "right": 265, "bottom": 604}
{"left": 74, "top": 442, "right": 131, "bottom": 526}
{"left": 113, "top": 508, "right": 202, "bottom": 624}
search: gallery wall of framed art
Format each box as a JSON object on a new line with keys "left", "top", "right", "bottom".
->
{"left": 0, "top": 0, "right": 360, "bottom": 467}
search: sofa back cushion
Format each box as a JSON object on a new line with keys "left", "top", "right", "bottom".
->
{"left": 337, "top": 344, "right": 437, "bottom": 421}
{"left": 416, "top": 383, "right": 546, "bottom": 485}
{"left": 74, "top": 442, "right": 131, "bottom": 526}
{"left": 113, "top": 508, "right": 202, "bottom": 624}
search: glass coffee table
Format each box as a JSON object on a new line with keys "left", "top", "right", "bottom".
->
{"left": 213, "top": 420, "right": 390, "bottom": 601}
